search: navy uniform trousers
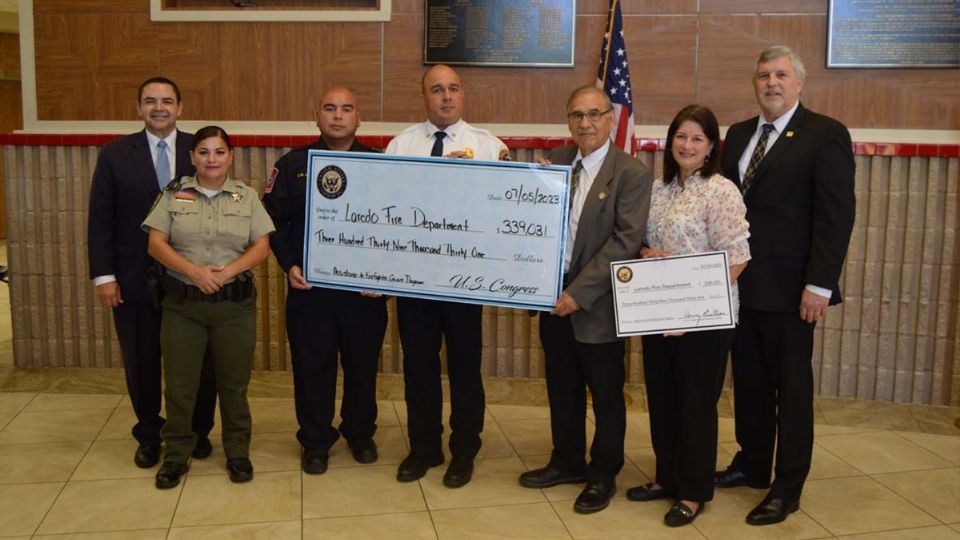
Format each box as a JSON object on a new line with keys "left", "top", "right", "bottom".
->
{"left": 286, "top": 287, "right": 387, "bottom": 451}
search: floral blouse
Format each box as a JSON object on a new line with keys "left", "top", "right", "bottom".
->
{"left": 645, "top": 172, "right": 751, "bottom": 319}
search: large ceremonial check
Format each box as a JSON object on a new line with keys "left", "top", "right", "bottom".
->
{"left": 611, "top": 251, "right": 735, "bottom": 336}
{"left": 303, "top": 150, "right": 571, "bottom": 310}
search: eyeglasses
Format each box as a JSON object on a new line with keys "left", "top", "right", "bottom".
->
{"left": 567, "top": 108, "right": 612, "bottom": 123}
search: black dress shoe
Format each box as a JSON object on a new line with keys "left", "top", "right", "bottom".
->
{"left": 226, "top": 457, "right": 254, "bottom": 483}
{"left": 155, "top": 461, "right": 188, "bottom": 489}
{"left": 191, "top": 436, "right": 213, "bottom": 459}
{"left": 746, "top": 497, "right": 799, "bottom": 526}
{"left": 626, "top": 482, "right": 670, "bottom": 502}
{"left": 134, "top": 443, "right": 161, "bottom": 469}
{"left": 349, "top": 439, "right": 378, "bottom": 464}
{"left": 714, "top": 467, "right": 770, "bottom": 489}
{"left": 573, "top": 480, "right": 616, "bottom": 514}
{"left": 442, "top": 456, "right": 474, "bottom": 488}
{"left": 396, "top": 453, "right": 444, "bottom": 482}
{"left": 302, "top": 448, "right": 329, "bottom": 475}
{"left": 664, "top": 501, "right": 705, "bottom": 527}
{"left": 518, "top": 466, "right": 586, "bottom": 489}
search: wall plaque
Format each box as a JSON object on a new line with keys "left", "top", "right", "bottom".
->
{"left": 827, "top": 0, "right": 960, "bottom": 68}
{"left": 424, "top": 0, "right": 575, "bottom": 67}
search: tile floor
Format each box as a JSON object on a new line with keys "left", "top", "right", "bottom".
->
{"left": 0, "top": 243, "right": 958, "bottom": 538}
{"left": 0, "top": 390, "right": 957, "bottom": 539}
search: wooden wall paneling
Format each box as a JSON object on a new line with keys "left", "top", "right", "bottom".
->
{"left": 699, "top": 0, "right": 825, "bottom": 13}
{"left": 0, "top": 32, "right": 20, "bottom": 71}
{"left": 382, "top": 12, "right": 429, "bottom": 123}
{"left": 697, "top": 14, "right": 960, "bottom": 130}
{"left": 25, "top": 2, "right": 960, "bottom": 128}
{"left": 619, "top": 15, "right": 698, "bottom": 125}
{"left": 697, "top": 14, "right": 828, "bottom": 125}
{"left": 34, "top": 1, "right": 148, "bottom": 14}
{"left": 160, "top": 21, "right": 383, "bottom": 122}
{"left": 34, "top": 12, "right": 160, "bottom": 121}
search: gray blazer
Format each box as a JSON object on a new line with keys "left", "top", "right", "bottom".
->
{"left": 549, "top": 143, "right": 652, "bottom": 343}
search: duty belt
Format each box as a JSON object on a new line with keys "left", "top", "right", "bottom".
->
{"left": 161, "top": 272, "right": 254, "bottom": 302}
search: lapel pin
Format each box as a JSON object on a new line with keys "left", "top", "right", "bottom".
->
{"left": 786, "top": 131, "right": 794, "bottom": 137}
{"left": 599, "top": 192, "right": 607, "bottom": 200}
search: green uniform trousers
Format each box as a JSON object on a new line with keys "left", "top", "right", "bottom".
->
{"left": 159, "top": 292, "right": 257, "bottom": 463}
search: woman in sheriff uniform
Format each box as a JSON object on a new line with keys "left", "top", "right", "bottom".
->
{"left": 142, "top": 125, "right": 274, "bottom": 489}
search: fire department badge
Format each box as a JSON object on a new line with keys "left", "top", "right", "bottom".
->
{"left": 616, "top": 266, "right": 633, "bottom": 284}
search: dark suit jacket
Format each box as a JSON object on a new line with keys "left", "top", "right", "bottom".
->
{"left": 721, "top": 103, "right": 855, "bottom": 312}
{"left": 549, "top": 143, "right": 652, "bottom": 344}
{"left": 87, "top": 129, "right": 195, "bottom": 303}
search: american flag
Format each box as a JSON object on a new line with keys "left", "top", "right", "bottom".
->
{"left": 596, "top": 0, "right": 637, "bottom": 154}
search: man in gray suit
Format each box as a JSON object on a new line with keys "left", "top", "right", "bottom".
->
{"left": 518, "top": 86, "right": 652, "bottom": 514}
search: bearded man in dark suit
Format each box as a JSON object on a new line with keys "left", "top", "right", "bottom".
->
{"left": 715, "top": 46, "right": 856, "bottom": 526}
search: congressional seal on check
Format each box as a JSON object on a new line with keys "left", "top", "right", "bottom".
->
{"left": 303, "top": 150, "right": 571, "bottom": 311}
{"left": 611, "top": 251, "right": 735, "bottom": 336}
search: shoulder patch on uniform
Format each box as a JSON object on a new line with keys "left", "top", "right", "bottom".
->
{"left": 499, "top": 148, "right": 511, "bottom": 161}
{"left": 165, "top": 178, "right": 183, "bottom": 192}
{"left": 265, "top": 167, "right": 279, "bottom": 194}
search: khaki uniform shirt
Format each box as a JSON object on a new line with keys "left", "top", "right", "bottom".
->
{"left": 142, "top": 175, "right": 275, "bottom": 283}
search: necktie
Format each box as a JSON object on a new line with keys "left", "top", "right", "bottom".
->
{"left": 569, "top": 160, "right": 583, "bottom": 209}
{"left": 431, "top": 131, "right": 446, "bottom": 157}
{"left": 741, "top": 123, "right": 775, "bottom": 193}
{"left": 155, "top": 139, "right": 171, "bottom": 189}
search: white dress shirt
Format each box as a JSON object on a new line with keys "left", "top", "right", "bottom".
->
{"left": 385, "top": 119, "right": 507, "bottom": 160}
{"left": 565, "top": 140, "right": 610, "bottom": 271}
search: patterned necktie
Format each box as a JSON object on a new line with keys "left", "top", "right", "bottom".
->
{"left": 569, "top": 160, "right": 583, "bottom": 209}
{"left": 155, "top": 139, "right": 171, "bottom": 189}
{"left": 741, "top": 123, "right": 775, "bottom": 193}
{"left": 431, "top": 131, "right": 446, "bottom": 157}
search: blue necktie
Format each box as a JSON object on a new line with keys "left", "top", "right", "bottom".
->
{"left": 155, "top": 139, "right": 171, "bottom": 189}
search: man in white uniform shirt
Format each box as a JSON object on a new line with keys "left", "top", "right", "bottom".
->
{"left": 385, "top": 64, "right": 508, "bottom": 488}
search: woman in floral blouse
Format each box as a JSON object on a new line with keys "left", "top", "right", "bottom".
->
{"left": 625, "top": 105, "right": 751, "bottom": 527}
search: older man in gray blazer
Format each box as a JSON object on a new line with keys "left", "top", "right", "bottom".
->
{"left": 518, "top": 86, "right": 652, "bottom": 514}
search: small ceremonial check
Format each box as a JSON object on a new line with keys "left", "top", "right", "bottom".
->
{"left": 303, "top": 150, "right": 571, "bottom": 311}
{"left": 611, "top": 251, "right": 735, "bottom": 336}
